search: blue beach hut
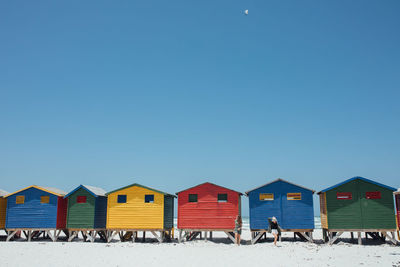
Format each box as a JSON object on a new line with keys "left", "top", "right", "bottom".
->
{"left": 5, "top": 185, "right": 68, "bottom": 242}
{"left": 245, "top": 179, "right": 315, "bottom": 244}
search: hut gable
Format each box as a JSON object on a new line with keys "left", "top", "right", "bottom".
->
{"left": 65, "top": 185, "right": 108, "bottom": 229}
{"left": 5, "top": 185, "right": 68, "bottom": 229}
{"left": 106, "top": 183, "right": 174, "bottom": 230}
{"left": 176, "top": 182, "right": 242, "bottom": 230}
{"left": 0, "top": 189, "right": 8, "bottom": 229}
{"left": 318, "top": 177, "right": 396, "bottom": 230}
{"left": 246, "top": 179, "right": 314, "bottom": 230}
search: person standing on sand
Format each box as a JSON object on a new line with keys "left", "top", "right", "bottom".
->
{"left": 268, "top": 216, "right": 280, "bottom": 246}
{"left": 234, "top": 215, "right": 242, "bottom": 245}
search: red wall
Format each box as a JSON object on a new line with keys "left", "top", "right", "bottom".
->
{"left": 56, "top": 196, "right": 68, "bottom": 229}
{"left": 177, "top": 183, "right": 241, "bottom": 230}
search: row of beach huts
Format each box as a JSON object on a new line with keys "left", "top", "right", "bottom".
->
{"left": 0, "top": 176, "right": 399, "bottom": 245}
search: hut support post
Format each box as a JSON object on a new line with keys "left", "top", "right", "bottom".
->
{"left": 27, "top": 230, "right": 32, "bottom": 242}
{"left": 68, "top": 231, "right": 77, "bottom": 242}
{"left": 387, "top": 232, "right": 398, "bottom": 245}
{"left": 357, "top": 232, "right": 362, "bottom": 245}
{"left": 178, "top": 229, "right": 182, "bottom": 243}
{"left": 251, "top": 231, "right": 265, "bottom": 245}
{"left": 224, "top": 231, "right": 236, "bottom": 243}
{"left": 350, "top": 232, "right": 354, "bottom": 240}
{"left": 107, "top": 230, "right": 117, "bottom": 243}
{"left": 328, "top": 231, "right": 343, "bottom": 245}
{"left": 150, "top": 231, "right": 163, "bottom": 243}
{"left": 204, "top": 231, "right": 207, "bottom": 241}
{"left": 6, "top": 230, "right": 18, "bottom": 242}
{"left": 397, "top": 230, "right": 399, "bottom": 241}
{"left": 298, "top": 232, "right": 313, "bottom": 243}
{"left": 210, "top": 231, "right": 213, "bottom": 240}
{"left": 142, "top": 231, "right": 146, "bottom": 242}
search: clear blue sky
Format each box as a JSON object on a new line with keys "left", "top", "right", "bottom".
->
{"left": 1, "top": 0, "right": 399, "bottom": 215}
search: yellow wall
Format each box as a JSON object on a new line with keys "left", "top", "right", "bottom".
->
{"left": 106, "top": 185, "right": 164, "bottom": 229}
{"left": 0, "top": 198, "right": 7, "bottom": 229}
{"left": 319, "top": 193, "right": 328, "bottom": 229}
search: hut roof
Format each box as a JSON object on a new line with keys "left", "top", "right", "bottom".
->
{"left": 106, "top": 183, "right": 176, "bottom": 197}
{"left": 318, "top": 176, "right": 396, "bottom": 194}
{"left": 65, "top": 185, "right": 107, "bottom": 198}
{"left": 175, "top": 182, "right": 243, "bottom": 195}
{"left": 245, "top": 178, "right": 315, "bottom": 196}
{"left": 0, "top": 189, "right": 9, "bottom": 197}
{"left": 5, "top": 185, "right": 66, "bottom": 198}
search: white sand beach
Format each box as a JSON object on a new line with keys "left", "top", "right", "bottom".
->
{"left": 0, "top": 229, "right": 399, "bottom": 267}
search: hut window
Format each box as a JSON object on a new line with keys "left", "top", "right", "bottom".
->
{"left": 337, "top": 192, "right": 352, "bottom": 200}
{"left": 259, "top": 193, "right": 274, "bottom": 201}
{"left": 145, "top": 194, "right": 154, "bottom": 203}
{"left": 218, "top": 193, "right": 228, "bottom": 202}
{"left": 16, "top": 195, "right": 25, "bottom": 204}
{"left": 117, "top": 195, "right": 127, "bottom": 203}
{"left": 287, "top": 193, "right": 302, "bottom": 200}
{"left": 188, "top": 194, "right": 198, "bottom": 202}
{"left": 77, "top": 196, "right": 87, "bottom": 203}
{"left": 40, "top": 196, "right": 50, "bottom": 204}
{"left": 366, "top": 191, "right": 381, "bottom": 199}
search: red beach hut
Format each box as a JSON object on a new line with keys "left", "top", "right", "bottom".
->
{"left": 176, "top": 182, "right": 242, "bottom": 243}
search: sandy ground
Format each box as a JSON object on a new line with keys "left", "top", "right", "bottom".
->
{"left": 0, "top": 230, "right": 399, "bottom": 267}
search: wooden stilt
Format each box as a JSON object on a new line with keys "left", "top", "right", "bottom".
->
{"left": 251, "top": 231, "right": 265, "bottom": 245}
{"left": 224, "top": 231, "right": 236, "bottom": 243}
{"left": 150, "top": 231, "right": 163, "bottom": 243}
{"left": 357, "top": 231, "right": 362, "bottom": 245}
{"left": 328, "top": 231, "right": 343, "bottom": 245}
{"left": 6, "top": 231, "right": 18, "bottom": 242}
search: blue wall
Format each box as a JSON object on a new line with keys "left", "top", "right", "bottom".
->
{"left": 94, "top": 196, "right": 107, "bottom": 228}
{"left": 248, "top": 180, "right": 314, "bottom": 230}
{"left": 6, "top": 187, "right": 59, "bottom": 228}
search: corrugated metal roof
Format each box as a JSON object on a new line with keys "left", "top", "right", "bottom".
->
{"left": 83, "top": 185, "right": 107, "bottom": 196}
{"left": 40, "top": 186, "right": 67, "bottom": 195}
{"left": 5, "top": 185, "right": 66, "bottom": 197}
{"left": 175, "top": 182, "right": 243, "bottom": 195}
{"left": 245, "top": 178, "right": 315, "bottom": 195}
{"left": 64, "top": 185, "right": 107, "bottom": 198}
{"left": 106, "top": 183, "right": 176, "bottom": 197}
{"left": 0, "top": 189, "right": 9, "bottom": 197}
{"left": 318, "top": 176, "right": 397, "bottom": 194}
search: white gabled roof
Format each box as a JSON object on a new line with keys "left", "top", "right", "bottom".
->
{"left": 40, "top": 186, "right": 67, "bottom": 196}
{"left": 0, "top": 189, "right": 9, "bottom": 197}
{"left": 83, "top": 185, "right": 107, "bottom": 196}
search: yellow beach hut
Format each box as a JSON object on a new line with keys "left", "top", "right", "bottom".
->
{"left": 0, "top": 189, "right": 9, "bottom": 229}
{"left": 105, "top": 183, "right": 175, "bottom": 243}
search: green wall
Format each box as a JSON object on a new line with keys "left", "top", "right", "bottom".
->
{"left": 67, "top": 187, "right": 96, "bottom": 228}
{"left": 326, "top": 179, "right": 396, "bottom": 229}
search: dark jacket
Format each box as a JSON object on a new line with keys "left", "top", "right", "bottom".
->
{"left": 267, "top": 218, "right": 281, "bottom": 234}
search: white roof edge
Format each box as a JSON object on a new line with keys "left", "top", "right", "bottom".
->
{"left": 40, "top": 186, "right": 67, "bottom": 195}
{"left": 83, "top": 185, "right": 107, "bottom": 196}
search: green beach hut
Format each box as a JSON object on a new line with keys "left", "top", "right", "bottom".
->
{"left": 65, "top": 185, "right": 107, "bottom": 242}
{"left": 318, "top": 176, "right": 397, "bottom": 245}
